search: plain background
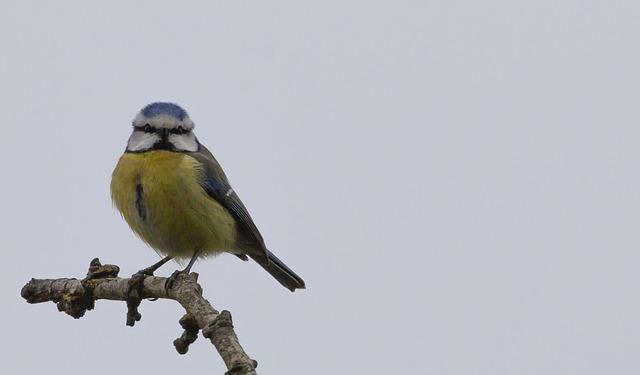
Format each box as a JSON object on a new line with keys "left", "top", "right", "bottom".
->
{"left": 2, "top": 1, "right": 639, "bottom": 374}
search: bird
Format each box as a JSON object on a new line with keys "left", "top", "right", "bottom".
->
{"left": 110, "top": 102, "right": 305, "bottom": 292}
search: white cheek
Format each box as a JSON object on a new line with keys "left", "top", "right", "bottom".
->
{"left": 127, "top": 132, "right": 160, "bottom": 152}
{"left": 169, "top": 134, "right": 198, "bottom": 152}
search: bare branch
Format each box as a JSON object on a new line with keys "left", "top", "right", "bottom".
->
{"left": 21, "top": 258, "right": 258, "bottom": 375}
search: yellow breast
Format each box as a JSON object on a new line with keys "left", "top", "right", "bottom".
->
{"left": 111, "top": 151, "right": 237, "bottom": 260}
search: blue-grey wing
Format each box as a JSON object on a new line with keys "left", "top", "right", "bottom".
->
{"left": 189, "top": 143, "right": 269, "bottom": 262}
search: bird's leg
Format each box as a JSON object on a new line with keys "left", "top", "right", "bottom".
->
{"left": 136, "top": 255, "right": 174, "bottom": 276}
{"left": 182, "top": 250, "right": 201, "bottom": 274}
{"left": 165, "top": 250, "right": 201, "bottom": 290}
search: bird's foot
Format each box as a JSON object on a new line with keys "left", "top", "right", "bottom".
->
{"left": 126, "top": 267, "right": 153, "bottom": 297}
{"left": 128, "top": 270, "right": 149, "bottom": 293}
{"left": 165, "top": 251, "right": 200, "bottom": 292}
{"left": 165, "top": 269, "right": 189, "bottom": 291}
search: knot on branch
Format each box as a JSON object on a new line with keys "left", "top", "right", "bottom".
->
{"left": 20, "top": 258, "right": 121, "bottom": 319}
{"left": 125, "top": 272, "right": 149, "bottom": 326}
{"left": 174, "top": 314, "right": 200, "bottom": 354}
{"left": 56, "top": 282, "right": 94, "bottom": 319}
{"left": 63, "top": 258, "right": 121, "bottom": 318}
{"left": 86, "top": 258, "right": 120, "bottom": 280}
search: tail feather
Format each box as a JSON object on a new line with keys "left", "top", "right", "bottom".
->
{"left": 250, "top": 250, "right": 306, "bottom": 292}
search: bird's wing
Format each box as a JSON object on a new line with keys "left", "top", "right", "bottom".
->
{"left": 189, "top": 143, "right": 269, "bottom": 262}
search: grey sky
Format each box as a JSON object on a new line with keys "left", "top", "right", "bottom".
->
{"left": 2, "top": 1, "right": 639, "bottom": 374}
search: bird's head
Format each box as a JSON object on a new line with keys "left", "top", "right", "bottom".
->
{"left": 126, "top": 102, "right": 199, "bottom": 152}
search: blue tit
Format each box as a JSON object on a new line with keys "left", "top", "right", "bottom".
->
{"left": 110, "top": 102, "right": 305, "bottom": 291}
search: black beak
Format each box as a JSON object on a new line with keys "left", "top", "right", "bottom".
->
{"left": 153, "top": 129, "right": 176, "bottom": 151}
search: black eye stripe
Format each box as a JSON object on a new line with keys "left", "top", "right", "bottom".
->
{"left": 170, "top": 126, "right": 189, "bottom": 135}
{"left": 134, "top": 124, "right": 190, "bottom": 135}
{"left": 135, "top": 124, "right": 157, "bottom": 133}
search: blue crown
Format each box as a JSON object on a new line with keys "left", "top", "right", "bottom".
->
{"left": 141, "top": 102, "right": 188, "bottom": 120}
